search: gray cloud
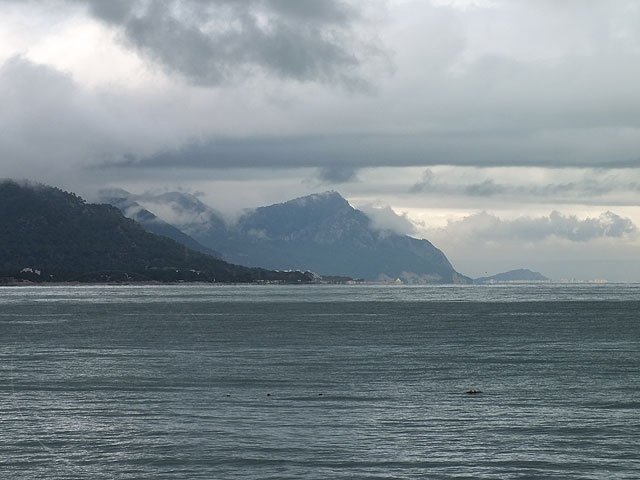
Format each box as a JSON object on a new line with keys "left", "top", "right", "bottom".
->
{"left": 3, "top": 0, "right": 640, "bottom": 190}
{"left": 0, "top": 56, "right": 225, "bottom": 190}
{"left": 0, "top": 57, "right": 99, "bottom": 181}
{"left": 436, "top": 210, "right": 636, "bottom": 243}
{"left": 5, "top": 0, "right": 640, "bottom": 177}
{"left": 98, "top": 130, "right": 640, "bottom": 173}
{"left": 78, "top": 0, "right": 377, "bottom": 88}
{"left": 317, "top": 166, "right": 359, "bottom": 184}
{"left": 410, "top": 168, "right": 640, "bottom": 204}
{"left": 3, "top": 53, "right": 639, "bottom": 212}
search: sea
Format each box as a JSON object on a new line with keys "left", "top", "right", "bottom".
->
{"left": 1, "top": 284, "right": 639, "bottom": 479}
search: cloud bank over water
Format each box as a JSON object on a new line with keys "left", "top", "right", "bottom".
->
{"left": 432, "top": 210, "right": 636, "bottom": 243}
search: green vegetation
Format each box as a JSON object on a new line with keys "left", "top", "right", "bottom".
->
{"left": 0, "top": 180, "right": 312, "bottom": 284}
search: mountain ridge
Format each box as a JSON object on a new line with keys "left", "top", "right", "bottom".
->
{"left": 98, "top": 190, "right": 222, "bottom": 258}
{"left": 109, "top": 189, "right": 471, "bottom": 283}
{"left": 0, "top": 180, "right": 313, "bottom": 284}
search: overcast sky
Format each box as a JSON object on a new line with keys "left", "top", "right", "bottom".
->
{"left": 1, "top": 0, "right": 639, "bottom": 280}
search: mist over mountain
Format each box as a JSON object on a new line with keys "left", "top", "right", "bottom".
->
{"left": 98, "top": 189, "right": 221, "bottom": 258}
{"left": 109, "top": 190, "right": 470, "bottom": 283}
{"left": 0, "top": 180, "right": 312, "bottom": 284}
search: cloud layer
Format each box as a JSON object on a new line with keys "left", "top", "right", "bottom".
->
{"left": 3, "top": 0, "right": 640, "bottom": 178}
{"left": 435, "top": 210, "right": 637, "bottom": 243}
{"left": 80, "top": 0, "right": 378, "bottom": 88}
{"left": 409, "top": 168, "right": 640, "bottom": 205}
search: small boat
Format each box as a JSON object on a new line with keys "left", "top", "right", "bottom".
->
{"left": 466, "top": 389, "right": 482, "bottom": 395}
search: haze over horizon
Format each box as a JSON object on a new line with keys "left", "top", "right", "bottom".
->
{"left": 1, "top": 0, "right": 639, "bottom": 281}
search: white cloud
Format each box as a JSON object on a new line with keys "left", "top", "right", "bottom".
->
{"left": 432, "top": 210, "right": 636, "bottom": 243}
{"left": 357, "top": 204, "right": 417, "bottom": 235}
{"left": 419, "top": 209, "right": 639, "bottom": 281}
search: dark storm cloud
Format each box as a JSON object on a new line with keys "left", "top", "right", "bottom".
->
{"left": 84, "top": 0, "right": 131, "bottom": 23}
{"left": 317, "top": 166, "right": 359, "bottom": 184}
{"left": 438, "top": 210, "right": 637, "bottom": 243}
{"left": 98, "top": 132, "right": 640, "bottom": 173}
{"left": 78, "top": 0, "right": 374, "bottom": 87}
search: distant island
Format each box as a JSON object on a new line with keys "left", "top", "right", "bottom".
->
{"left": 0, "top": 180, "right": 313, "bottom": 284}
{"left": 474, "top": 269, "right": 550, "bottom": 284}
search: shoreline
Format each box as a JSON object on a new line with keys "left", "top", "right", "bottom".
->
{"left": 0, "top": 281, "right": 629, "bottom": 288}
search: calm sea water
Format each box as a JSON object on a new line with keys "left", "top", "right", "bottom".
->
{"left": 1, "top": 284, "right": 639, "bottom": 479}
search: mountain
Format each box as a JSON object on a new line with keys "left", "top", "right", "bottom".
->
{"left": 106, "top": 189, "right": 229, "bottom": 247}
{"left": 98, "top": 189, "right": 221, "bottom": 258}
{"left": 111, "top": 190, "right": 470, "bottom": 283}
{"left": 474, "top": 269, "right": 550, "bottom": 284}
{"left": 0, "top": 180, "right": 313, "bottom": 284}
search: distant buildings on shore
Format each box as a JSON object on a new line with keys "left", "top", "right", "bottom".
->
{"left": 559, "top": 278, "right": 608, "bottom": 284}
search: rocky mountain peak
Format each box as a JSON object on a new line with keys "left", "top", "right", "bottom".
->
{"left": 101, "top": 187, "right": 471, "bottom": 283}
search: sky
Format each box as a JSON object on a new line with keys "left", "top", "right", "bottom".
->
{"left": 1, "top": 0, "right": 639, "bottom": 281}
